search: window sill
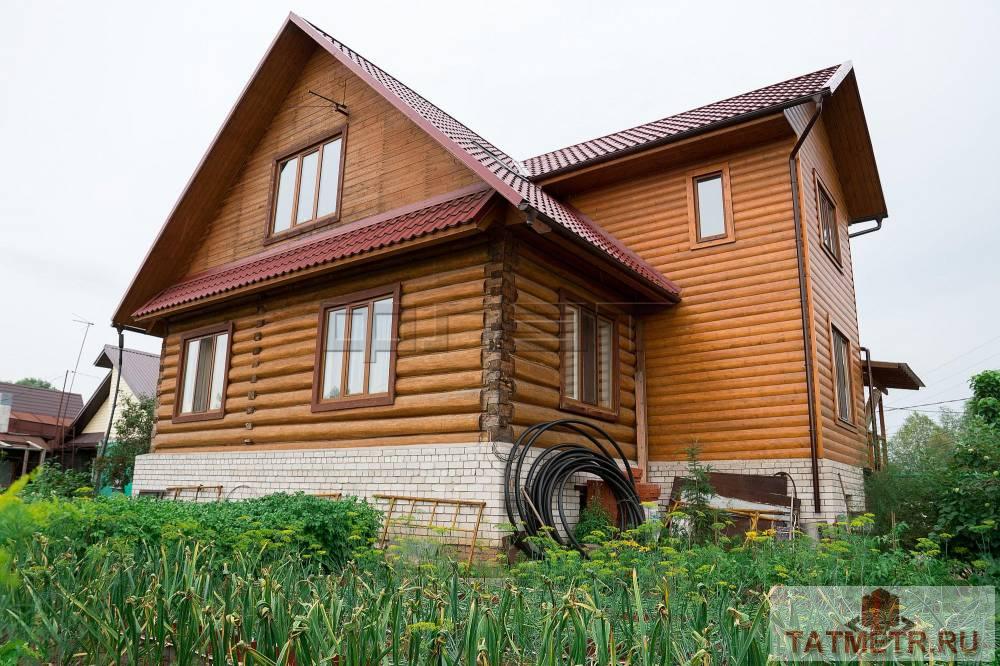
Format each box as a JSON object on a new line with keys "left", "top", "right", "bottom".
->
{"left": 820, "top": 243, "right": 844, "bottom": 271}
{"left": 264, "top": 212, "right": 342, "bottom": 246}
{"left": 559, "top": 397, "right": 619, "bottom": 422}
{"left": 312, "top": 393, "right": 394, "bottom": 413}
{"left": 835, "top": 415, "right": 858, "bottom": 432}
{"left": 172, "top": 410, "right": 226, "bottom": 424}
{"left": 690, "top": 234, "right": 736, "bottom": 251}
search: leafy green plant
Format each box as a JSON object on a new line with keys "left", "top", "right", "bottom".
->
{"left": 573, "top": 498, "right": 614, "bottom": 544}
{"left": 19, "top": 463, "right": 92, "bottom": 500}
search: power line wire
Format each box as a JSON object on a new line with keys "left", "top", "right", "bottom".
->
{"left": 885, "top": 396, "right": 971, "bottom": 412}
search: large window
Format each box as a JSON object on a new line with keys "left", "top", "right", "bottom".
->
{"left": 270, "top": 133, "right": 345, "bottom": 237}
{"left": 817, "top": 181, "right": 841, "bottom": 262}
{"left": 313, "top": 285, "right": 399, "bottom": 411}
{"left": 687, "top": 162, "right": 734, "bottom": 248}
{"left": 176, "top": 324, "right": 231, "bottom": 421}
{"left": 560, "top": 296, "right": 618, "bottom": 418}
{"left": 831, "top": 325, "right": 853, "bottom": 424}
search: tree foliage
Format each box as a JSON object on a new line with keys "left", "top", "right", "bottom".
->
{"left": 12, "top": 377, "right": 54, "bottom": 390}
{"left": 92, "top": 395, "right": 154, "bottom": 489}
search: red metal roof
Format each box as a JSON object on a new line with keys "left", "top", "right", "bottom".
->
{"left": 294, "top": 15, "right": 679, "bottom": 299}
{"left": 521, "top": 65, "right": 843, "bottom": 179}
{"left": 134, "top": 186, "right": 495, "bottom": 318}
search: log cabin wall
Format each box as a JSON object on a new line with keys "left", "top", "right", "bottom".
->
{"left": 786, "top": 103, "right": 868, "bottom": 466}
{"left": 153, "top": 241, "right": 490, "bottom": 453}
{"left": 564, "top": 138, "right": 811, "bottom": 462}
{"left": 183, "top": 45, "right": 481, "bottom": 276}
{"left": 509, "top": 240, "right": 639, "bottom": 462}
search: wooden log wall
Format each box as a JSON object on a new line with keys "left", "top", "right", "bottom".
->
{"left": 566, "top": 139, "right": 812, "bottom": 462}
{"left": 184, "top": 45, "right": 481, "bottom": 276}
{"left": 786, "top": 103, "right": 867, "bottom": 466}
{"left": 509, "top": 242, "right": 639, "bottom": 461}
{"left": 153, "top": 243, "right": 489, "bottom": 453}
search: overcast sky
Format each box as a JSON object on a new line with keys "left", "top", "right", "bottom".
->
{"left": 2, "top": 1, "right": 997, "bottom": 434}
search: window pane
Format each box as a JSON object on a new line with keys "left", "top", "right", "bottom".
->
{"left": 273, "top": 158, "right": 297, "bottom": 233}
{"left": 563, "top": 305, "right": 579, "bottom": 400}
{"left": 322, "top": 309, "right": 347, "bottom": 399}
{"left": 209, "top": 333, "right": 228, "bottom": 410}
{"left": 181, "top": 338, "right": 201, "bottom": 414}
{"left": 346, "top": 306, "right": 368, "bottom": 395}
{"left": 820, "top": 188, "right": 839, "bottom": 258}
{"left": 296, "top": 151, "right": 319, "bottom": 224}
{"left": 316, "top": 138, "right": 343, "bottom": 218}
{"left": 695, "top": 174, "right": 726, "bottom": 240}
{"left": 580, "top": 310, "right": 596, "bottom": 404}
{"left": 368, "top": 297, "right": 394, "bottom": 394}
{"left": 597, "top": 318, "right": 613, "bottom": 409}
{"left": 834, "top": 331, "right": 852, "bottom": 421}
{"left": 192, "top": 337, "right": 215, "bottom": 413}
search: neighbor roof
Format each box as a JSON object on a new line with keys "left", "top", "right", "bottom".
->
{"left": 135, "top": 185, "right": 496, "bottom": 318}
{"left": 521, "top": 64, "right": 847, "bottom": 179}
{"left": 95, "top": 345, "right": 160, "bottom": 399}
{"left": 0, "top": 382, "right": 82, "bottom": 427}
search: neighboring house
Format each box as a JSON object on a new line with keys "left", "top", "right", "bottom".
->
{"left": 116, "top": 14, "right": 920, "bottom": 539}
{"left": 63, "top": 346, "right": 160, "bottom": 471}
{"left": 0, "top": 382, "right": 82, "bottom": 487}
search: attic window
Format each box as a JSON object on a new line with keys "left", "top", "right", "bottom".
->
{"left": 270, "top": 133, "right": 345, "bottom": 237}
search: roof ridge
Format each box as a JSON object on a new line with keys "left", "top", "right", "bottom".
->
{"left": 520, "top": 63, "right": 841, "bottom": 178}
{"left": 102, "top": 344, "right": 160, "bottom": 358}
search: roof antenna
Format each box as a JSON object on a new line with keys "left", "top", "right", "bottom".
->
{"left": 54, "top": 315, "right": 94, "bottom": 458}
{"left": 308, "top": 89, "right": 349, "bottom": 117}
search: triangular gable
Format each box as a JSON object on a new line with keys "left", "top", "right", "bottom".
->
{"left": 114, "top": 14, "right": 677, "bottom": 328}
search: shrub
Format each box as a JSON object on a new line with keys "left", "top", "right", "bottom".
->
{"left": 92, "top": 395, "right": 154, "bottom": 489}
{"left": 25, "top": 492, "right": 381, "bottom": 566}
{"left": 19, "top": 463, "right": 92, "bottom": 501}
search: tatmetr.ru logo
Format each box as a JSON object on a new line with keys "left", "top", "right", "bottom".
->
{"left": 769, "top": 586, "right": 995, "bottom": 662}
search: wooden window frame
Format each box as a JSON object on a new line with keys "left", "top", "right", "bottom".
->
{"left": 311, "top": 283, "right": 401, "bottom": 413}
{"left": 264, "top": 127, "right": 348, "bottom": 245}
{"left": 558, "top": 290, "right": 621, "bottom": 421}
{"left": 686, "top": 162, "right": 735, "bottom": 249}
{"left": 814, "top": 172, "right": 843, "bottom": 266}
{"left": 828, "top": 321, "right": 856, "bottom": 428}
{"left": 172, "top": 321, "right": 233, "bottom": 424}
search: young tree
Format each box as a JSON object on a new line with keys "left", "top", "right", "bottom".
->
{"left": 93, "top": 396, "right": 155, "bottom": 489}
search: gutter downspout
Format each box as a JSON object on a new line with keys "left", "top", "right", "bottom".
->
{"left": 789, "top": 96, "right": 825, "bottom": 514}
{"left": 93, "top": 327, "right": 125, "bottom": 487}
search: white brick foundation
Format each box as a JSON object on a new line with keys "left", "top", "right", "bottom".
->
{"left": 646, "top": 457, "right": 866, "bottom": 527}
{"left": 133, "top": 446, "right": 865, "bottom": 545}
{"left": 132, "top": 442, "right": 591, "bottom": 547}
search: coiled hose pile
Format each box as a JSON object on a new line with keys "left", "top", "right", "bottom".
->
{"left": 503, "top": 419, "right": 644, "bottom": 554}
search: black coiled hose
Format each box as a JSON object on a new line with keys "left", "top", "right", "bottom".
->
{"left": 503, "top": 419, "right": 645, "bottom": 554}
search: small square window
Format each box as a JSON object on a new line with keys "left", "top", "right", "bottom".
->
{"left": 687, "top": 163, "right": 734, "bottom": 248}
{"left": 817, "top": 181, "right": 841, "bottom": 262}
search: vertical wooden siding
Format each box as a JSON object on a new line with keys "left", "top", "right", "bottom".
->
{"left": 567, "top": 140, "right": 811, "bottom": 461}
{"left": 184, "top": 46, "right": 481, "bottom": 276}
{"left": 152, "top": 244, "right": 489, "bottom": 452}
{"left": 787, "top": 104, "right": 867, "bottom": 465}
{"left": 510, "top": 243, "right": 638, "bottom": 460}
